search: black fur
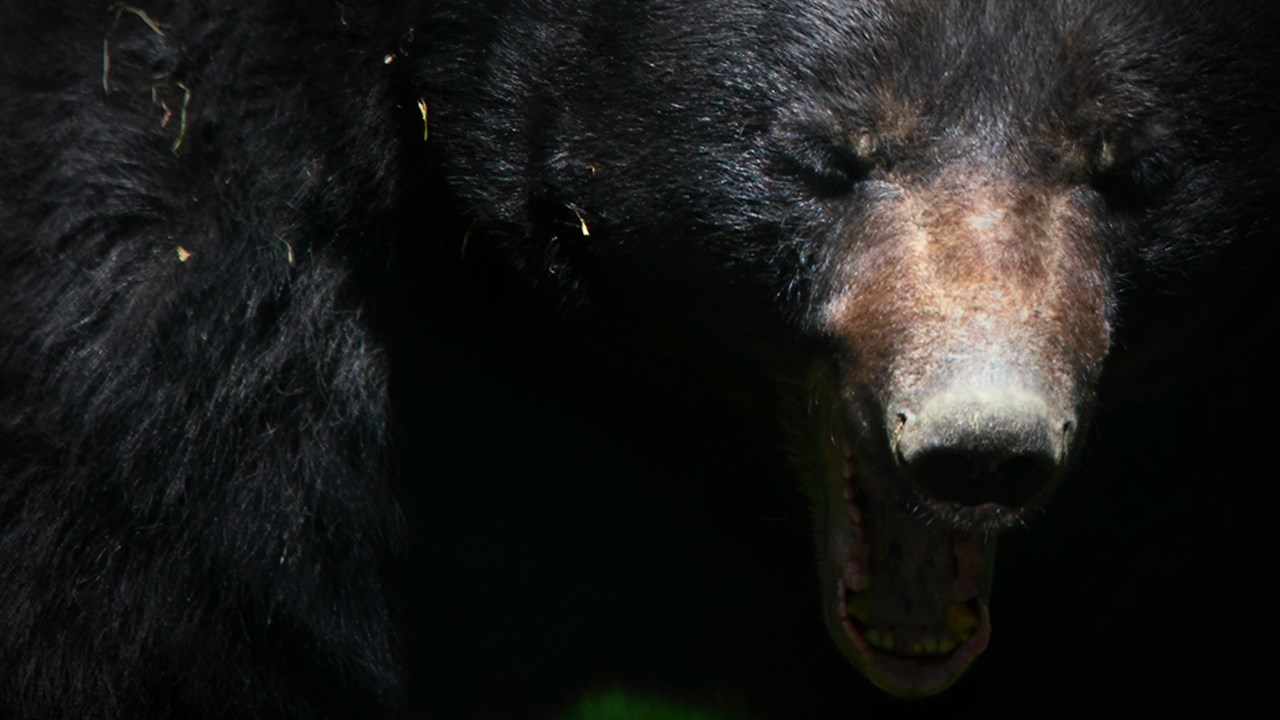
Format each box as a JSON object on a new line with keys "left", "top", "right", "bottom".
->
{"left": 0, "top": 3, "right": 405, "bottom": 717}
{"left": 1, "top": 1, "right": 1277, "bottom": 717}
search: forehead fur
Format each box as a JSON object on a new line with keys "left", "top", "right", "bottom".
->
{"left": 774, "top": 0, "right": 1188, "bottom": 151}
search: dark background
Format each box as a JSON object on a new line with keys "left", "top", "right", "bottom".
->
{"left": 386, "top": 228, "right": 1278, "bottom": 718}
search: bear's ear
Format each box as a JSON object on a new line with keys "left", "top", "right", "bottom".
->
{"left": 772, "top": 125, "right": 875, "bottom": 198}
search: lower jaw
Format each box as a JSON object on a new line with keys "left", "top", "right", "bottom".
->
{"left": 828, "top": 585, "right": 993, "bottom": 697}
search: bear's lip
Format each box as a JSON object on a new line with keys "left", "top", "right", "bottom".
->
{"left": 806, "top": 370, "right": 997, "bottom": 697}
{"left": 836, "top": 594, "right": 992, "bottom": 698}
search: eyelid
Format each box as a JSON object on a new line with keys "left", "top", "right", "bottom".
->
{"left": 777, "top": 131, "right": 871, "bottom": 196}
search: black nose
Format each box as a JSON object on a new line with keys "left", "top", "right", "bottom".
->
{"left": 894, "top": 387, "right": 1069, "bottom": 509}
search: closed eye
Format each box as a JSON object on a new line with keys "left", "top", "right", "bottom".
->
{"left": 776, "top": 131, "right": 872, "bottom": 198}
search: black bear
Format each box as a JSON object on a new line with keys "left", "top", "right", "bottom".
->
{"left": 1, "top": 0, "right": 1277, "bottom": 717}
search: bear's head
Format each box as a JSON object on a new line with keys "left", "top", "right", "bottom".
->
{"left": 416, "top": 0, "right": 1277, "bottom": 698}
{"left": 796, "top": 156, "right": 1109, "bottom": 694}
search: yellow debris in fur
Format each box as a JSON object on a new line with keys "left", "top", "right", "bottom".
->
{"left": 569, "top": 204, "right": 590, "bottom": 236}
{"left": 102, "top": 4, "right": 167, "bottom": 94}
{"left": 147, "top": 82, "right": 191, "bottom": 154}
{"left": 168, "top": 83, "right": 191, "bottom": 154}
{"left": 176, "top": 246, "right": 191, "bottom": 262}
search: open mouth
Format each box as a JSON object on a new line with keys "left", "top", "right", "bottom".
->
{"left": 803, "top": 366, "right": 999, "bottom": 697}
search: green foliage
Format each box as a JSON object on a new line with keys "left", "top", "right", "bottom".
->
{"left": 561, "top": 688, "right": 741, "bottom": 720}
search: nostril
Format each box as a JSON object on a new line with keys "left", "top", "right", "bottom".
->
{"left": 893, "top": 388, "right": 1069, "bottom": 510}
{"left": 909, "top": 447, "right": 1057, "bottom": 508}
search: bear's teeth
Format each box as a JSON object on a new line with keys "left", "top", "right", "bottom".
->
{"left": 902, "top": 632, "right": 961, "bottom": 656}
{"left": 843, "top": 610, "right": 974, "bottom": 657}
{"left": 946, "top": 601, "right": 979, "bottom": 642}
{"left": 848, "top": 494, "right": 863, "bottom": 525}
{"left": 865, "top": 629, "right": 895, "bottom": 651}
{"left": 845, "top": 589, "right": 872, "bottom": 624}
{"left": 844, "top": 558, "right": 870, "bottom": 592}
